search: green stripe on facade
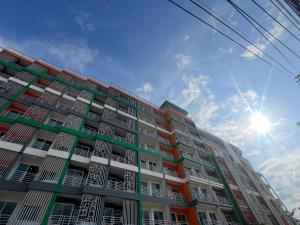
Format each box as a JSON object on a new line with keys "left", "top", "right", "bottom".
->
{"left": 208, "top": 150, "right": 248, "bottom": 225}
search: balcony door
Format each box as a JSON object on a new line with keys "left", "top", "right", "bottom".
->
{"left": 11, "top": 163, "right": 39, "bottom": 182}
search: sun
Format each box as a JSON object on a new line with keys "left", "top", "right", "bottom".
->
{"left": 250, "top": 112, "right": 271, "bottom": 134}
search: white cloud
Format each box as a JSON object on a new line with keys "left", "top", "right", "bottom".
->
{"left": 137, "top": 82, "right": 153, "bottom": 93}
{"left": 241, "top": 13, "right": 285, "bottom": 59}
{"left": 74, "top": 11, "right": 96, "bottom": 32}
{"left": 0, "top": 34, "right": 98, "bottom": 72}
{"left": 174, "top": 53, "right": 191, "bottom": 69}
{"left": 183, "top": 34, "right": 190, "bottom": 41}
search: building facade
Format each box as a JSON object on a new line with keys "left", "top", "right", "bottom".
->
{"left": 0, "top": 48, "right": 294, "bottom": 225}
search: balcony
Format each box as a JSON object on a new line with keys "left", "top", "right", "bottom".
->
{"left": 141, "top": 144, "right": 159, "bottom": 154}
{"left": 87, "top": 111, "right": 101, "bottom": 123}
{"left": 102, "top": 216, "right": 123, "bottom": 225}
{"left": 107, "top": 178, "right": 135, "bottom": 193}
{"left": 200, "top": 159, "right": 214, "bottom": 167}
{"left": 0, "top": 214, "right": 11, "bottom": 225}
{"left": 111, "top": 153, "right": 135, "bottom": 166}
{"left": 74, "top": 145, "right": 93, "bottom": 158}
{"left": 142, "top": 163, "right": 162, "bottom": 173}
{"left": 8, "top": 169, "right": 37, "bottom": 183}
{"left": 168, "top": 191, "right": 183, "bottom": 201}
{"left": 63, "top": 174, "right": 85, "bottom": 187}
{"left": 143, "top": 219, "right": 171, "bottom": 225}
{"left": 1, "top": 110, "right": 22, "bottom": 120}
{"left": 164, "top": 168, "right": 179, "bottom": 178}
{"left": 142, "top": 186, "right": 164, "bottom": 198}
{"left": 236, "top": 199, "right": 248, "bottom": 208}
{"left": 192, "top": 191, "right": 212, "bottom": 202}
{"left": 207, "top": 175, "right": 221, "bottom": 184}
{"left": 216, "top": 196, "right": 232, "bottom": 206}
{"left": 31, "top": 139, "right": 52, "bottom": 151}
{"left": 48, "top": 215, "right": 77, "bottom": 225}
{"left": 140, "top": 128, "right": 157, "bottom": 139}
{"left": 47, "top": 119, "right": 63, "bottom": 128}
{"left": 82, "top": 126, "right": 97, "bottom": 136}
{"left": 189, "top": 171, "right": 206, "bottom": 180}
{"left": 158, "top": 136, "right": 169, "bottom": 145}
{"left": 161, "top": 151, "right": 174, "bottom": 160}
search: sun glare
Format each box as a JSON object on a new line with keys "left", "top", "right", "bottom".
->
{"left": 250, "top": 112, "right": 271, "bottom": 134}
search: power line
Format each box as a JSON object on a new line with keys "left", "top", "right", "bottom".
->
{"left": 227, "top": 0, "right": 299, "bottom": 73}
{"left": 274, "top": 0, "right": 300, "bottom": 26}
{"left": 167, "top": 0, "right": 295, "bottom": 79}
{"left": 268, "top": 0, "right": 300, "bottom": 31}
{"left": 190, "top": 0, "right": 296, "bottom": 76}
{"left": 225, "top": 0, "right": 300, "bottom": 59}
{"left": 250, "top": 0, "right": 300, "bottom": 43}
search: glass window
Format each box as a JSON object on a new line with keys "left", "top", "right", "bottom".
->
{"left": 52, "top": 203, "right": 74, "bottom": 216}
{"left": 148, "top": 162, "right": 157, "bottom": 171}
{"left": 177, "top": 214, "right": 187, "bottom": 222}
{"left": 151, "top": 183, "right": 160, "bottom": 190}
{"left": 208, "top": 212, "right": 217, "bottom": 221}
{"left": 198, "top": 212, "right": 207, "bottom": 222}
{"left": 0, "top": 202, "right": 17, "bottom": 214}
{"left": 153, "top": 211, "right": 164, "bottom": 220}
{"left": 143, "top": 210, "right": 150, "bottom": 220}
{"left": 141, "top": 160, "right": 147, "bottom": 169}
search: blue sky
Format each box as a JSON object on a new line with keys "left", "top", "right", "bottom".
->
{"left": 1, "top": 0, "right": 300, "bottom": 218}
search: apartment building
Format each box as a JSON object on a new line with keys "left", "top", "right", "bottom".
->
{"left": 0, "top": 48, "right": 295, "bottom": 225}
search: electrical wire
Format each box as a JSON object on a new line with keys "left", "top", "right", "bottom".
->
{"left": 190, "top": 0, "right": 296, "bottom": 76}
{"left": 227, "top": 0, "right": 299, "bottom": 73}
{"left": 167, "top": 0, "right": 295, "bottom": 79}
{"left": 267, "top": 0, "right": 300, "bottom": 31}
{"left": 224, "top": 0, "right": 300, "bottom": 59}
{"left": 274, "top": 0, "right": 300, "bottom": 26}
{"left": 250, "top": 0, "right": 300, "bottom": 43}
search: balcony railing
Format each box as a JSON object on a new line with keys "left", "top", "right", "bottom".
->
{"left": 164, "top": 169, "right": 178, "bottom": 178}
{"left": 48, "top": 215, "right": 77, "bottom": 225}
{"left": 1, "top": 110, "right": 21, "bottom": 119}
{"left": 0, "top": 214, "right": 11, "bottom": 224}
{"left": 102, "top": 216, "right": 123, "bottom": 225}
{"left": 31, "top": 140, "right": 52, "bottom": 151}
{"left": 217, "top": 196, "right": 232, "bottom": 205}
{"left": 168, "top": 191, "right": 183, "bottom": 201}
{"left": 207, "top": 175, "right": 221, "bottom": 184}
{"left": 192, "top": 192, "right": 212, "bottom": 202}
{"left": 140, "top": 129, "right": 157, "bottom": 139}
{"left": 74, "top": 146, "right": 92, "bottom": 158}
{"left": 158, "top": 136, "right": 169, "bottom": 145}
{"left": 189, "top": 171, "right": 206, "bottom": 180}
{"left": 161, "top": 151, "right": 174, "bottom": 159}
{"left": 87, "top": 112, "right": 101, "bottom": 122}
{"left": 143, "top": 219, "right": 171, "bottom": 225}
{"left": 141, "top": 144, "right": 159, "bottom": 154}
{"left": 9, "top": 170, "right": 37, "bottom": 183}
{"left": 236, "top": 199, "right": 248, "bottom": 208}
{"left": 107, "top": 178, "right": 135, "bottom": 193}
{"left": 63, "top": 174, "right": 85, "bottom": 187}
{"left": 142, "top": 186, "right": 164, "bottom": 198}
{"left": 111, "top": 154, "right": 135, "bottom": 166}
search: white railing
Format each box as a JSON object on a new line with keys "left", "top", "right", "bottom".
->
{"left": 74, "top": 146, "right": 92, "bottom": 158}
{"left": 31, "top": 140, "right": 51, "bottom": 151}
{"left": 111, "top": 154, "right": 135, "bottom": 165}
{"left": 143, "top": 219, "right": 171, "bottom": 225}
{"left": 207, "top": 175, "right": 221, "bottom": 184}
{"left": 190, "top": 171, "right": 206, "bottom": 180}
{"left": 161, "top": 151, "right": 174, "bottom": 159}
{"left": 192, "top": 192, "right": 211, "bottom": 202}
{"left": 236, "top": 199, "right": 248, "bottom": 208}
{"left": 63, "top": 174, "right": 84, "bottom": 187}
{"left": 8, "top": 170, "right": 37, "bottom": 183}
{"left": 142, "top": 186, "right": 164, "bottom": 198}
{"left": 164, "top": 169, "right": 178, "bottom": 178}
{"left": 0, "top": 214, "right": 10, "bottom": 224}
{"left": 168, "top": 191, "right": 183, "bottom": 201}
{"left": 102, "top": 216, "right": 123, "bottom": 225}
{"left": 140, "top": 129, "right": 157, "bottom": 138}
{"left": 217, "top": 196, "right": 232, "bottom": 205}
{"left": 107, "top": 179, "right": 125, "bottom": 192}
{"left": 158, "top": 136, "right": 169, "bottom": 145}
{"left": 87, "top": 112, "right": 101, "bottom": 122}
{"left": 142, "top": 144, "right": 159, "bottom": 154}
{"left": 48, "top": 215, "right": 77, "bottom": 225}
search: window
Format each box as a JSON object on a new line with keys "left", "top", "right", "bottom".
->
{"left": 194, "top": 169, "right": 201, "bottom": 176}
{"left": 52, "top": 203, "right": 74, "bottom": 216}
{"left": 200, "top": 188, "right": 207, "bottom": 194}
{"left": 32, "top": 138, "right": 52, "bottom": 151}
{"left": 11, "top": 163, "right": 39, "bottom": 183}
{"left": 141, "top": 160, "right": 147, "bottom": 169}
{"left": 208, "top": 212, "right": 217, "bottom": 221}
{"left": 0, "top": 201, "right": 17, "bottom": 215}
{"left": 177, "top": 214, "right": 187, "bottom": 222}
{"left": 151, "top": 183, "right": 160, "bottom": 190}
{"left": 143, "top": 210, "right": 150, "bottom": 220}
{"left": 48, "top": 118, "right": 63, "bottom": 128}
{"left": 154, "top": 211, "right": 164, "bottom": 220}
{"left": 198, "top": 212, "right": 207, "bottom": 222}
{"left": 148, "top": 162, "right": 157, "bottom": 171}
